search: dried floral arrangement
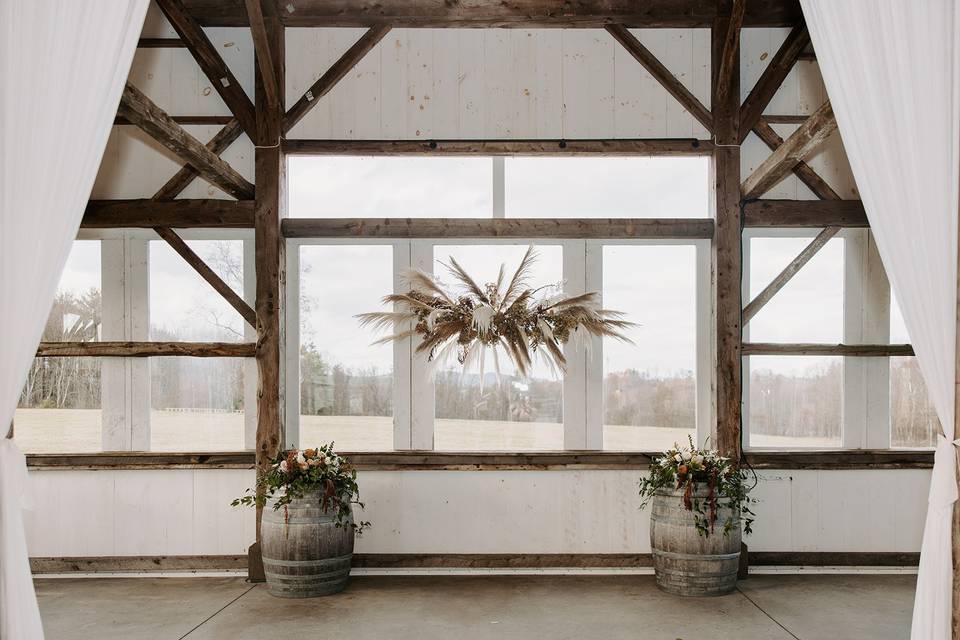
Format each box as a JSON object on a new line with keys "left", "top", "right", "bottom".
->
{"left": 233, "top": 443, "right": 370, "bottom": 534}
{"left": 357, "top": 246, "right": 634, "bottom": 377}
{"left": 639, "top": 436, "right": 756, "bottom": 538}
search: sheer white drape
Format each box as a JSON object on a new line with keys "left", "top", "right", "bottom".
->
{"left": 800, "top": 1, "right": 960, "bottom": 638}
{"left": 0, "top": 1, "right": 148, "bottom": 637}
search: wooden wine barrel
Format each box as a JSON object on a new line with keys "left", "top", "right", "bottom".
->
{"left": 650, "top": 486, "right": 741, "bottom": 597}
{"left": 261, "top": 490, "right": 354, "bottom": 598}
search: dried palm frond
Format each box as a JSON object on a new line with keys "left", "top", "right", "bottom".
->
{"left": 356, "top": 246, "right": 636, "bottom": 378}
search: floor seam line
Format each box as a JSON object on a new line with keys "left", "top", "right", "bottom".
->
{"left": 178, "top": 583, "right": 258, "bottom": 639}
{"left": 736, "top": 586, "right": 802, "bottom": 640}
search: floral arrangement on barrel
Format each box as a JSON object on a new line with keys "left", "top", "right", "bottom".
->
{"left": 639, "top": 437, "right": 756, "bottom": 537}
{"left": 356, "top": 246, "right": 634, "bottom": 377}
{"left": 233, "top": 443, "right": 370, "bottom": 534}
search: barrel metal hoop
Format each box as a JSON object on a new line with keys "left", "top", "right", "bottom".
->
{"left": 652, "top": 549, "right": 741, "bottom": 561}
{"left": 262, "top": 553, "right": 353, "bottom": 568}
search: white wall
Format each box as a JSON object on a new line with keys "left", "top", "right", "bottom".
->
{"left": 25, "top": 468, "right": 929, "bottom": 557}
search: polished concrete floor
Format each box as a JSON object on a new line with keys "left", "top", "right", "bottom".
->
{"left": 36, "top": 573, "right": 915, "bottom": 640}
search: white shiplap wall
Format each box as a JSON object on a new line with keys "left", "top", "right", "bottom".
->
{"left": 25, "top": 468, "right": 928, "bottom": 557}
{"left": 42, "top": 5, "right": 901, "bottom": 563}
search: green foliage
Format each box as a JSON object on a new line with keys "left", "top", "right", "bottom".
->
{"left": 639, "top": 436, "right": 756, "bottom": 538}
{"left": 232, "top": 443, "right": 371, "bottom": 535}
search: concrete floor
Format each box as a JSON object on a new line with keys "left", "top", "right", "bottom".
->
{"left": 36, "top": 573, "right": 915, "bottom": 640}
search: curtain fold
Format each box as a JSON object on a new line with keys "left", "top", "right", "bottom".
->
{"left": 0, "top": 2, "right": 149, "bottom": 637}
{"left": 799, "top": 2, "right": 960, "bottom": 638}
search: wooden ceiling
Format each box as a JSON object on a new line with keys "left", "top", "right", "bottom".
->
{"left": 179, "top": 0, "right": 803, "bottom": 28}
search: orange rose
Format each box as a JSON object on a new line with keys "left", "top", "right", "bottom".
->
{"left": 678, "top": 464, "right": 688, "bottom": 475}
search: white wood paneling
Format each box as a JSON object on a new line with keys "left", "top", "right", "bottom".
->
{"left": 26, "top": 468, "right": 929, "bottom": 558}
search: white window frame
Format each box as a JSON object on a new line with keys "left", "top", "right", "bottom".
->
{"left": 284, "top": 236, "right": 711, "bottom": 452}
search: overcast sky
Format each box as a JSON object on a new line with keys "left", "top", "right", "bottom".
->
{"left": 58, "top": 156, "right": 912, "bottom": 383}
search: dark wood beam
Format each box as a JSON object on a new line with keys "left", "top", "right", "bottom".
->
{"left": 153, "top": 227, "right": 257, "bottom": 328}
{"left": 743, "top": 200, "right": 868, "bottom": 228}
{"left": 738, "top": 25, "right": 810, "bottom": 143}
{"left": 155, "top": 0, "right": 257, "bottom": 138}
{"left": 281, "top": 218, "right": 714, "bottom": 239}
{"left": 138, "top": 38, "right": 185, "bottom": 48}
{"left": 245, "top": 0, "right": 280, "bottom": 109}
{"left": 179, "top": 0, "right": 803, "bottom": 28}
{"left": 713, "top": 0, "right": 745, "bottom": 104}
{"left": 118, "top": 83, "right": 254, "bottom": 200}
{"left": 36, "top": 342, "right": 256, "bottom": 357}
{"left": 115, "top": 115, "right": 234, "bottom": 126}
{"left": 742, "top": 343, "right": 914, "bottom": 357}
{"left": 283, "top": 138, "right": 712, "bottom": 156}
{"left": 153, "top": 120, "right": 245, "bottom": 200}
{"left": 283, "top": 26, "right": 390, "bottom": 135}
{"left": 742, "top": 226, "right": 840, "bottom": 324}
{"left": 742, "top": 100, "right": 836, "bottom": 199}
{"left": 711, "top": 10, "right": 741, "bottom": 461}
{"left": 762, "top": 114, "right": 811, "bottom": 125}
{"left": 606, "top": 24, "right": 713, "bottom": 133}
{"left": 751, "top": 118, "right": 840, "bottom": 200}
{"left": 82, "top": 199, "right": 254, "bottom": 228}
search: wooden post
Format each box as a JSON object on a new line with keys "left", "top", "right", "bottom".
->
{"left": 953, "top": 115, "right": 960, "bottom": 638}
{"left": 251, "top": 10, "right": 285, "bottom": 583}
{"left": 711, "top": 8, "right": 742, "bottom": 462}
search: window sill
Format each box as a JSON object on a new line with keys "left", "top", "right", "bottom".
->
{"left": 25, "top": 449, "right": 933, "bottom": 471}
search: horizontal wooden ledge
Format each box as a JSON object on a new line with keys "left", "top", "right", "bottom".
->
{"left": 25, "top": 449, "right": 932, "bottom": 471}
{"left": 282, "top": 138, "right": 713, "bottom": 156}
{"left": 82, "top": 199, "right": 254, "bottom": 229}
{"left": 283, "top": 218, "right": 714, "bottom": 239}
{"left": 180, "top": 0, "right": 802, "bottom": 28}
{"left": 137, "top": 38, "right": 185, "bottom": 48}
{"left": 115, "top": 115, "right": 234, "bottom": 126}
{"left": 743, "top": 199, "right": 868, "bottom": 228}
{"left": 743, "top": 343, "right": 914, "bottom": 357}
{"left": 29, "top": 551, "right": 919, "bottom": 574}
{"left": 36, "top": 342, "right": 256, "bottom": 358}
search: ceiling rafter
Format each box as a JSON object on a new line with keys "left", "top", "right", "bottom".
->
{"left": 713, "top": 0, "right": 746, "bottom": 104}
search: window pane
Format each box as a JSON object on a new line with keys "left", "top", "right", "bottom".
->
{"left": 748, "top": 356, "right": 842, "bottom": 448}
{"left": 432, "top": 244, "right": 563, "bottom": 451}
{"left": 890, "top": 293, "right": 938, "bottom": 447}
{"left": 151, "top": 357, "right": 245, "bottom": 451}
{"left": 505, "top": 157, "right": 709, "bottom": 218}
{"left": 603, "top": 245, "right": 696, "bottom": 451}
{"left": 299, "top": 245, "right": 394, "bottom": 451}
{"left": 288, "top": 157, "right": 492, "bottom": 218}
{"left": 16, "top": 358, "right": 102, "bottom": 453}
{"left": 16, "top": 241, "right": 102, "bottom": 452}
{"left": 150, "top": 240, "right": 246, "bottom": 342}
{"left": 748, "top": 236, "right": 843, "bottom": 342}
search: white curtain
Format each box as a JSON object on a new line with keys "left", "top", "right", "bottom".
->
{"left": 799, "top": 1, "right": 960, "bottom": 638}
{"left": 0, "top": 1, "right": 148, "bottom": 637}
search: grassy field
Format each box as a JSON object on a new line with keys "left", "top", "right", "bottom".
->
{"left": 13, "top": 409, "right": 837, "bottom": 453}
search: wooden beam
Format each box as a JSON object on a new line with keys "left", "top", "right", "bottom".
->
{"left": 36, "top": 342, "right": 256, "bottom": 357}
{"left": 743, "top": 200, "right": 867, "bottom": 228}
{"left": 138, "top": 38, "right": 185, "bottom": 48}
{"left": 153, "top": 120, "right": 244, "bottom": 200}
{"left": 283, "top": 26, "right": 390, "bottom": 135}
{"left": 711, "top": 11, "right": 741, "bottom": 462}
{"left": 283, "top": 138, "right": 712, "bottom": 156}
{"left": 82, "top": 199, "right": 254, "bottom": 228}
{"left": 738, "top": 25, "right": 810, "bottom": 143}
{"left": 245, "top": 0, "right": 279, "bottom": 109}
{"left": 752, "top": 118, "right": 840, "bottom": 200}
{"left": 606, "top": 24, "right": 713, "bottom": 133}
{"left": 253, "top": 12, "right": 285, "bottom": 553}
{"left": 713, "top": 0, "right": 745, "bottom": 104}
{"left": 115, "top": 115, "right": 233, "bottom": 126}
{"left": 281, "top": 218, "right": 715, "bottom": 239}
{"left": 153, "top": 226, "right": 257, "bottom": 328}
{"left": 118, "top": 83, "right": 254, "bottom": 200}
{"left": 762, "top": 114, "right": 811, "bottom": 125}
{"left": 742, "top": 100, "right": 837, "bottom": 199}
{"left": 742, "top": 226, "right": 839, "bottom": 324}
{"left": 742, "top": 343, "right": 914, "bottom": 357}
{"left": 953, "top": 107, "right": 960, "bottom": 640}
{"left": 155, "top": 0, "right": 257, "bottom": 138}
{"left": 179, "top": 0, "right": 804, "bottom": 29}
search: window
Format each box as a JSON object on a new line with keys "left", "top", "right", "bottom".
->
{"left": 297, "top": 244, "right": 395, "bottom": 451}
{"left": 602, "top": 245, "right": 698, "bottom": 451}
{"left": 890, "top": 294, "right": 938, "bottom": 448}
{"left": 16, "top": 240, "right": 102, "bottom": 453}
